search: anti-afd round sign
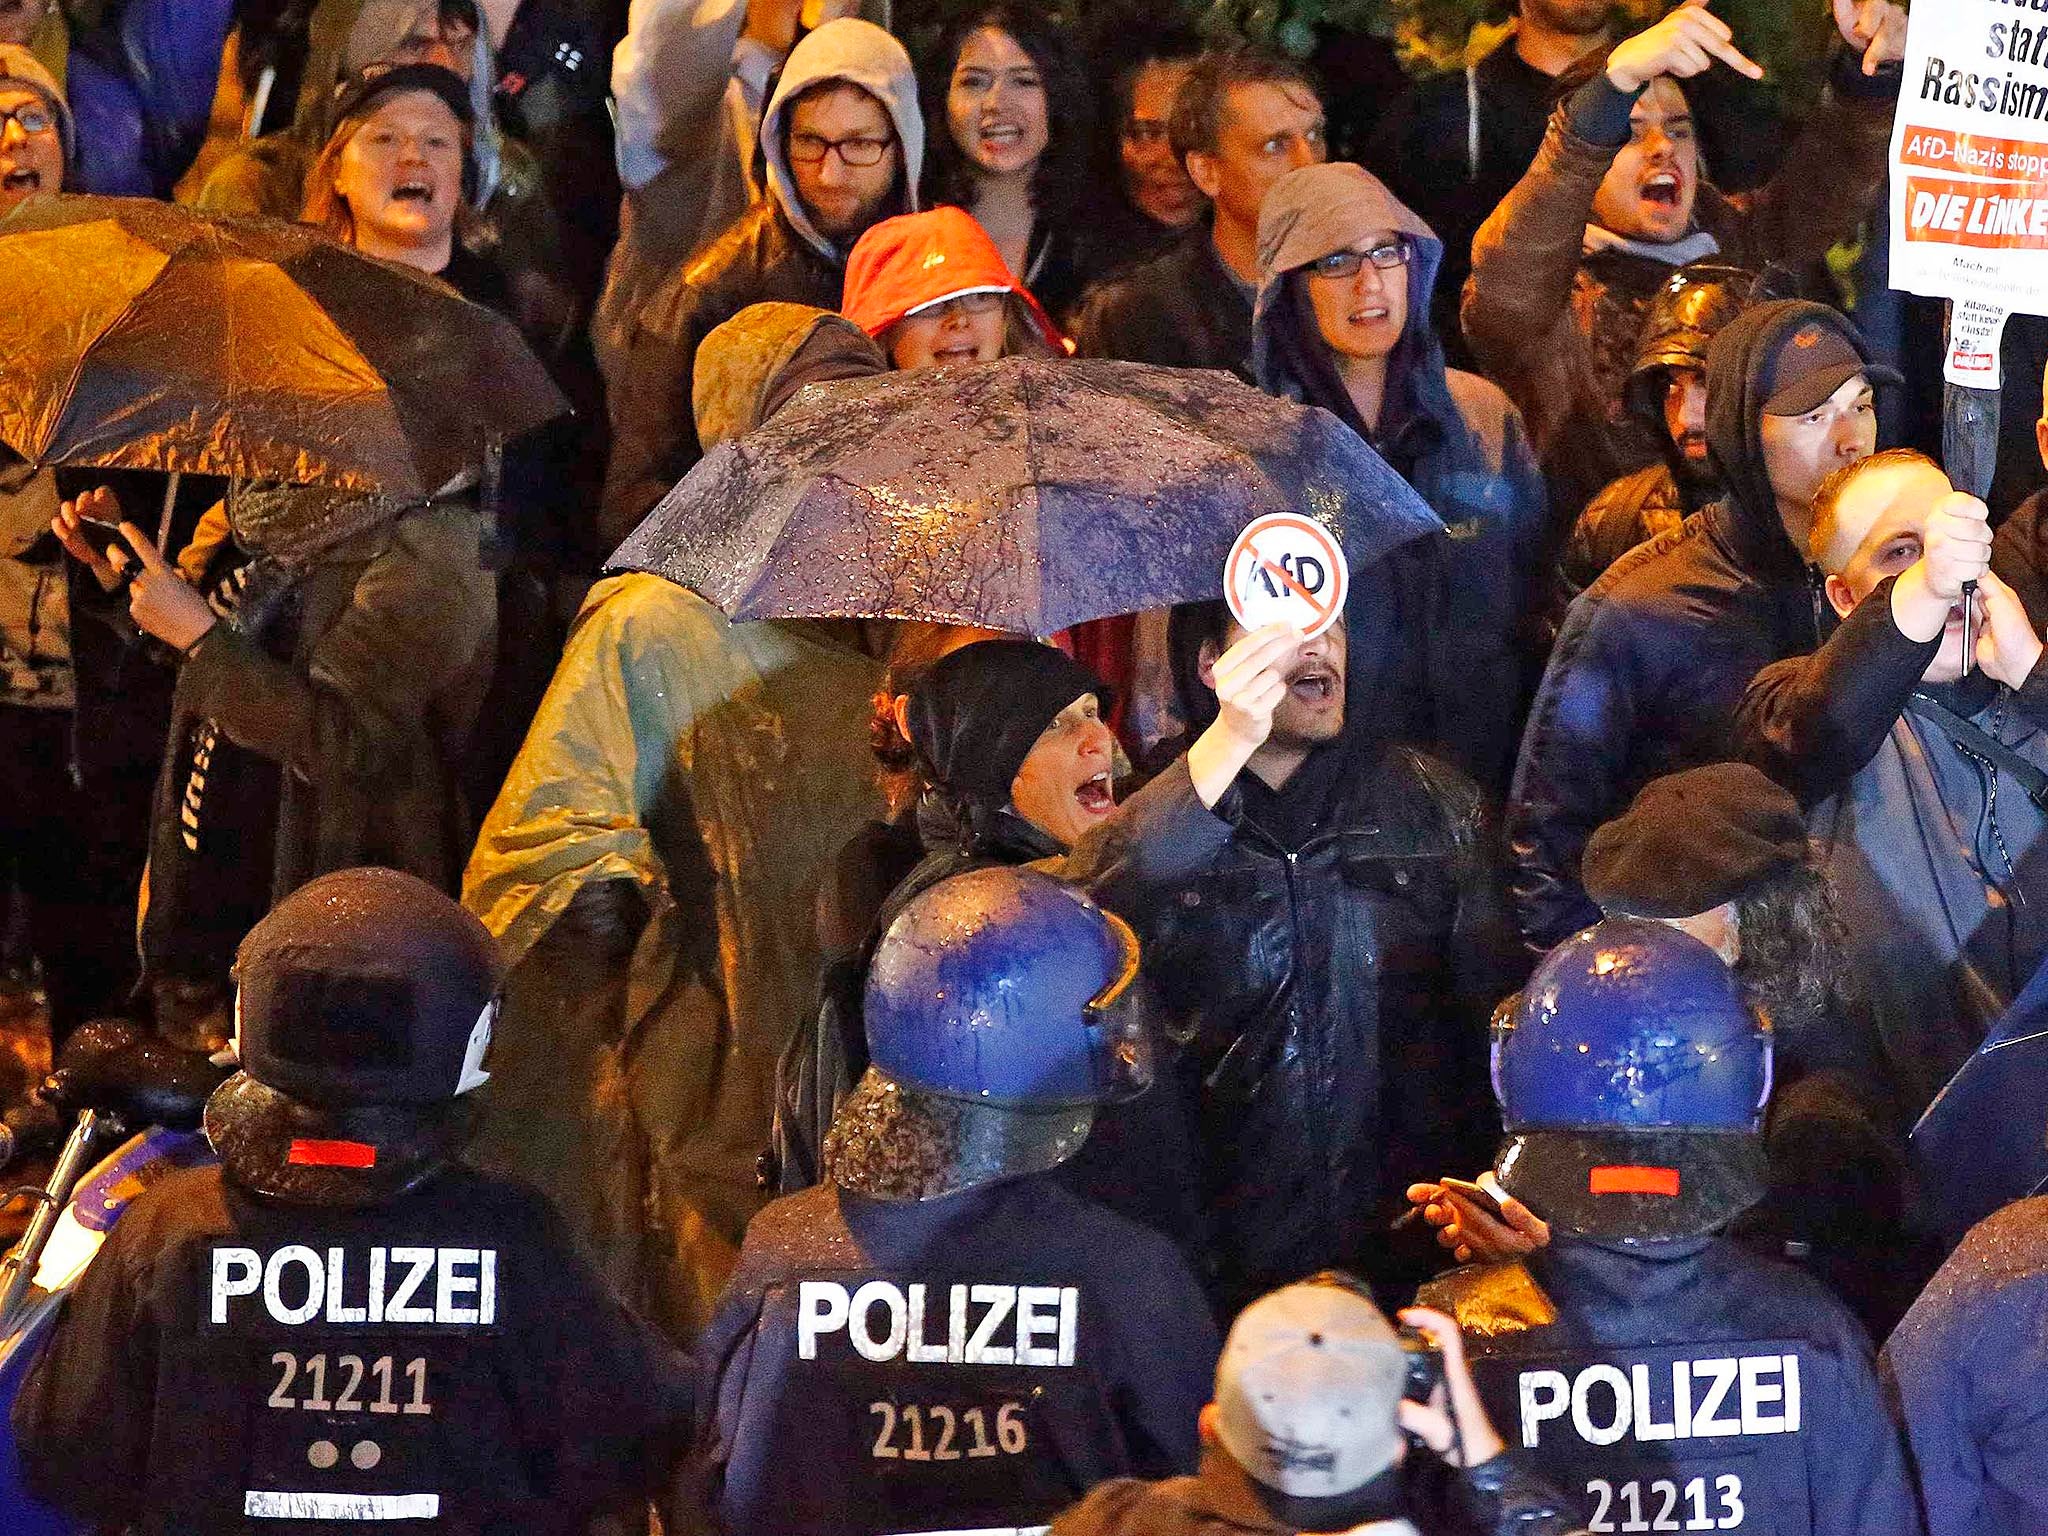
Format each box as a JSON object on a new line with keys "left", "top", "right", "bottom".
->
{"left": 1224, "top": 513, "right": 1349, "bottom": 640}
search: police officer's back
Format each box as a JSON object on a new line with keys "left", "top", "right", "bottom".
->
{"left": 1419, "top": 920, "right": 1921, "bottom": 1536}
{"left": 12, "top": 869, "right": 695, "bottom": 1535}
{"left": 698, "top": 867, "right": 1220, "bottom": 1536}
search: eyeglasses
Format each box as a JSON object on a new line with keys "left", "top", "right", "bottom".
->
{"left": 1308, "top": 241, "right": 1410, "bottom": 280}
{"left": 0, "top": 104, "right": 54, "bottom": 136}
{"left": 1122, "top": 119, "right": 1170, "bottom": 148}
{"left": 787, "top": 131, "right": 896, "bottom": 168}
{"left": 910, "top": 291, "right": 1007, "bottom": 322}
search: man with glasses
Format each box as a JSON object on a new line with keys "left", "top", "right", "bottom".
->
{"left": 1071, "top": 46, "right": 1325, "bottom": 384}
{"left": 603, "top": 17, "right": 924, "bottom": 544}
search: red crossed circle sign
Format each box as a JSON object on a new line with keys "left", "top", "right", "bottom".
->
{"left": 1223, "top": 513, "right": 1348, "bottom": 640}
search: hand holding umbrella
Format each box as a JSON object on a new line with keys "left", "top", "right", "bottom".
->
{"left": 55, "top": 487, "right": 217, "bottom": 652}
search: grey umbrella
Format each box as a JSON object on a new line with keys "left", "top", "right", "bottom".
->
{"left": 608, "top": 356, "right": 1444, "bottom": 636}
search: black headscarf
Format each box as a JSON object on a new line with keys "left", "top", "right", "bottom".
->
{"left": 905, "top": 639, "right": 1111, "bottom": 821}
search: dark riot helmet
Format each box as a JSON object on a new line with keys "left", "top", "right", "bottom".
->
{"left": 231, "top": 867, "right": 502, "bottom": 1108}
{"left": 1490, "top": 918, "right": 1772, "bottom": 1244}
{"left": 863, "top": 865, "right": 1153, "bottom": 1109}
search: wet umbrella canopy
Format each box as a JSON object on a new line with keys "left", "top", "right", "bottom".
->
{"left": 609, "top": 357, "right": 1444, "bottom": 636}
{"left": 0, "top": 196, "right": 566, "bottom": 498}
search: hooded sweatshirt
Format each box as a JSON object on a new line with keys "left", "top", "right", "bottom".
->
{"left": 1561, "top": 263, "right": 1757, "bottom": 603}
{"left": 758, "top": 19, "right": 923, "bottom": 263}
{"left": 1506, "top": 300, "right": 1859, "bottom": 950}
{"left": 1253, "top": 162, "right": 1547, "bottom": 798}
{"left": 601, "top": 17, "right": 923, "bottom": 544}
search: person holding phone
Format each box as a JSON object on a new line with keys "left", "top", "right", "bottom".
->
{"left": 1050, "top": 1278, "right": 1585, "bottom": 1536}
{"left": 1417, "top": 919, "right": 1919, "bottom": 1536}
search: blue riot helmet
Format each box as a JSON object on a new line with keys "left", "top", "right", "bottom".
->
{"left": 864, "top": 866, "right": 1153, "bottom": 1109}
{"left": 1490, "top": 917, "right": 1772, "bottom": 1243}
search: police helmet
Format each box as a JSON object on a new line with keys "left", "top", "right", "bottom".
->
{"left": 1491, "top": 918, "right": 1771, "bottom": 1243}
{"left": 232, "top": 867, "right": 503, "bottom": 1108}
{"left": 864, "top": 866, "right": 1152, "bottom": 1109}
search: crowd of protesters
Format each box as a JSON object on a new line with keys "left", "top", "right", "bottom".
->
{"left": 14, "top": 0, "right": 2048, "bottom": 1532}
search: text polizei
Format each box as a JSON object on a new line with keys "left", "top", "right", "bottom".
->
{"left": 210, "top": 1244, "right": 497, "bottom": 1327}
{"left": 1518, "top": 1354, "right": 1802, "bottom": 1450}
{"left": 797, "top": 1281, "right": 1080, "bottom": 1367}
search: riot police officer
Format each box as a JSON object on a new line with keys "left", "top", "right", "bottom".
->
{"left": 1417, "top": 918, "right": 1921, "bottom": 1536}
{"left": 697, "top": 864, "right": 1220, "bottom": 1536}
{"left": 12, "top": 867, "right": 695, "bottom": 1535}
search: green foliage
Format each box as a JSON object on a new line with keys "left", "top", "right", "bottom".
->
{"left": 1166, "top": 0, "right": 1842, "bottom": 93}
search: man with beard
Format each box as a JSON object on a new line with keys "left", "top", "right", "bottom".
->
{"left": 1558, "top": 262, "right": 1755, "bottom": 604}
{"left": 1070, "top": 47, "right": 1325, "bottom": 382}
{"left": 1509, "top": 299, "right": 1893, "bottom": 952}
{"left": 1137, "top": 606, "right": 1521, "bottom": 1312}
{"left": 1462, "top": 0, "right": 1906, "bottom": 527}
{"left": 602, "top": 17, "right": 922, "bottom": 543}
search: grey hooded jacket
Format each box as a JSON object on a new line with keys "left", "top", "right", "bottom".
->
{"left": 599, "top": 17, "right": 922, "bottom": 546}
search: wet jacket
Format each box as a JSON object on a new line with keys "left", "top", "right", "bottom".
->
{"left": 697, "top": 1175, "right": 1217, "bottom": 1536}
{"left": 1506, "top": 301, "right": 1841, "bottom": 951}
{"left": 1559, "top": 463, "right": 1687, "bottom": 607}
{"left": 1461, "top": 60, "right": 1896, "bottom": 526}
{"left": 1069, "top": 226, "right": 1255, "bottom": 382}
{"left": 462, "top": 581, "right": 882, "bottom": 1344}
{"left": 154, "top": 498, "right": 495, "bottom": 914}
{"left": 465, "top": 303, "right": 889, "bottom": 1345}
{"left": 1254, "top": 163, "right": 1548, "bottom": 799}
{"left": 1738, "top": 582, "right": 2048, "bottom": 1121}
{"left": 1135, "top": 710, "right": 1522, "bottom": 1310}
{"left": 1053, "top": 1445, "right": 1587, "bottom": 1536}
{"left": 1420, "top": 1237, "right": 1922, "bottom": 1536}
{"left": 600, "top": 18, "right": 924, "bottom": 545}
{"left": 1881, "top": 1196, "right": 2048, "bottom": 1536}
{"left": 12, "top": 1161, "right": 694, "bottom": 1536}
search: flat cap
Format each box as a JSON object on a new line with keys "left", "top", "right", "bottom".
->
{"left": 1583, "top": 763, "right": 1808, "bottom": 920}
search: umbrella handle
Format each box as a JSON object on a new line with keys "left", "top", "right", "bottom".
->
{"left": 157, "top": 472, "right": 180, "bottom": 555}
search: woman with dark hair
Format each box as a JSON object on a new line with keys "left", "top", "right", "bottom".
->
{"left": 921, "top": 2, "right": 1100, "bottom": 320}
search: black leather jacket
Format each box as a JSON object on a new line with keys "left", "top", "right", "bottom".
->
{"left": 1133, "top": 741, "right": 1523, "bottom": 1310}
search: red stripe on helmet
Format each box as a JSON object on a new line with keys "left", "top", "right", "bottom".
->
{"left": 287, "top": 1139, "right": 378, "bottom": 1169}
{"left": 1589, "top": 1165, "right": 1680, "bottom": 1197}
